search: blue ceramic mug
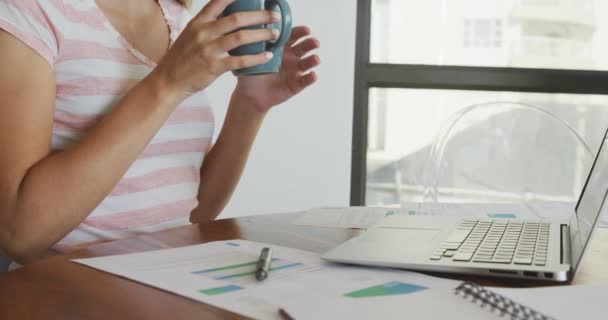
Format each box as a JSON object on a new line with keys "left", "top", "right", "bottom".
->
{"left": 222, "top": 0, "right": 293, "bottom": 76}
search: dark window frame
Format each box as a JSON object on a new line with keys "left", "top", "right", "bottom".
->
{"left": 351, "top": 0, "right": 608, "bottom": 205}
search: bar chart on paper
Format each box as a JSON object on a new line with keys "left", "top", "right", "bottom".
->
{"left": 72, "top": 240, "right": 328, "bottom": 319}
{"left": 193, "top": 255, "right": 316, "bottom": 297}
{"left": 72, "top": 240, "right": 471, "bottom": 320}
{"left": 192, "top": 256, "right": 312, "bottom": 286}
{"left": 344, "top": 281, "right": 428, "bottom": 298}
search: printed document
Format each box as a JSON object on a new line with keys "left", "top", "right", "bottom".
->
{"left": 73, "top": 240, "right": 606, "bottom": 319}
{"left": 73, "top": 240, "right": 490, "bottom": 319}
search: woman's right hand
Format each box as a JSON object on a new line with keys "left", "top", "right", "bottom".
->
{"left": 152, "top": 0, "right": 279, "bottom": 100}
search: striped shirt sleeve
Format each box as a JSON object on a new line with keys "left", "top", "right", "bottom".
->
{"left": 0, "top": 0, "right": 58, "bottom": 66}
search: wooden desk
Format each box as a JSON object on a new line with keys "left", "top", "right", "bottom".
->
{"left": 1, "top": 213, "right": 607, "bottom": 320}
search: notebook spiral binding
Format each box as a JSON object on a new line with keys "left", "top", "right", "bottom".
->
{"left": 454, "top": 282, "right": 556, "bottom": 320}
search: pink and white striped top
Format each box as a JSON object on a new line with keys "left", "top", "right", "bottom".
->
{"left": 0, "top": 0, "right": 214, "bottom": 250}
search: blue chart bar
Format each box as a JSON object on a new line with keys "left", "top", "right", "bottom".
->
{"left": 225, "top": 242, "right": 241, "bottom": 247}
{"left": 200, "top": 285, "right": 243, "bottom": 296}
{"left": 345, "top": 281, "right": 428, "bottom": 298}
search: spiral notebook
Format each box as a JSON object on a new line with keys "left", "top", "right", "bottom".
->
{"left": 454, "top": 282, "right": 554, "bottom": 320}
{"left": 453, "top": 281, "right": 606, "bottom": 320}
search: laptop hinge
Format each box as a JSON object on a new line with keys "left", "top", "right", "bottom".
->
{"left": 560, "top": 224, "right": 571, "bottom": 265}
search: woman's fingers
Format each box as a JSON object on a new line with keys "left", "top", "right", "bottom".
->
{"left": 297, "top": 54, "right": 321, "bottom": 73}
{"left": 287, "top": 28, "right": 320, "bottom": 92}
{"left": 219, "top": 28, "right": 279, "bottom": 51}
{"left": 213, "top": 10, "right": 278, "bottom": 36}
{"left": 285, "top": 26, "right": 312, "bottom": 47}
{"left": 291, "top": 38, "right": 320, "bottom": 58}
{"left": 196, "top": 0, "right": 236, "bottom": 23}
{"left": 165, "top": 6, "right": 320, "bottom": 94}
{"left": 294, "top": 72, "right": 318, "bottom": 92}
{"left": 224, "top": 52, "right": 274, "bottom": 71}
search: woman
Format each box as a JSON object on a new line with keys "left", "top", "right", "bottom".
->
{"left": 0, "top": 0, "right": 320, "bottom": 266}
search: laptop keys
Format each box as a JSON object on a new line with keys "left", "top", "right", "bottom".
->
{"left": 431, "top": 219, "right": 551, "bottom": 266}
{"left": 513, "top": 222, "right": 540, "bottom": 265}
{"left": 534, "top": 223, "right": 550, "bottom": 266}
{"left": 514, "top": 257, "right": 533, "bottom": 265}
{"left": 441, "top": 243, "right": 461, "bottom": 250}
{"left": 430, "top": 247, "right": 446, "bottom": 260}
{"left": 443, "top": 250, "right": 455, "bottom": 257}
{"left": 435, "top": 221, "right": 477, "bottom": 252}
{"left": 491, "top": 257, "right": 512, "bottom": 264}
{"left": 444, "top": 228, "right": 473, "bottom": 244}
{"left": 452, "top": 252, "right": 474, "bottom": 261}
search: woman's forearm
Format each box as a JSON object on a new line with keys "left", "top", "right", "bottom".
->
{"left": 190, "top": 94, "right": 267, "bottom": 223}
{"left": 4, "top": 73, "right": 182, "bottom": 262}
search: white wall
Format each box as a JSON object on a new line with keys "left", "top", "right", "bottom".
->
{"left": 190, "top": 0, "right": 356, "bottom": 218}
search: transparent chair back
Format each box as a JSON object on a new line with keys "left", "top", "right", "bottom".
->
{"left": 418, "top": 102, "right": 596, "bottom": 213}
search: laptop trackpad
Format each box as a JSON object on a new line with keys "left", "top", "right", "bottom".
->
{"left": 356, "top": 228, "right": 442, "bottom": 259}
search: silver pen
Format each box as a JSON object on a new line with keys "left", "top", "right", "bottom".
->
{"left": 255, "top": 247, "right": 272, "bottom": 281}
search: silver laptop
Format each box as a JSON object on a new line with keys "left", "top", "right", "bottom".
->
{"left": 323, "top": 130, "right": 608, "bottom": 282}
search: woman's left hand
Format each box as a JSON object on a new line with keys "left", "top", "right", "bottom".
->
{"left": 231, "top": 26, "right": 320, "bottom": 113}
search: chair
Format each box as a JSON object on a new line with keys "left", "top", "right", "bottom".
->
{"left": 416, "top": 101, "right": 600, "bottom": 215}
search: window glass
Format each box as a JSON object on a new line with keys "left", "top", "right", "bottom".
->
{"left": 370, "top": 0, "right": 608, "bottom": 71}
{"left": 366, "top": 88, "right": 608, "bottom": 206}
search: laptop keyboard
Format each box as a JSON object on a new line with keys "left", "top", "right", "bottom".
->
{"left": 430, "top": 220, "right": 550, "bottom": 266}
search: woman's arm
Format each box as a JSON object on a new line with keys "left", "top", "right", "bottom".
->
{"left": 190, "top": 94, "right": 266, "bottom": 222}
{"left": 191, "top": 26, "right": 321, "bottom": 222}
{"left": 0, "top": 0, "right": 278, "bottom": 263}
{"left": 0, "top": 31, "right": 180, "bottom": 263}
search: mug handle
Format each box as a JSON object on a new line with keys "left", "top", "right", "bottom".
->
{"left": 265, "top": 0, "right": 292, "bottom": 52}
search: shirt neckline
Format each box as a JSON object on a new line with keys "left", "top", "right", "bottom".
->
{"left": 91, "top": 0, "right": 179, "bottom": 68}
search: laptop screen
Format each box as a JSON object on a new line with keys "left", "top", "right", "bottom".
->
{"left": 571, "top": 128, "right": 608, "bottom": 270}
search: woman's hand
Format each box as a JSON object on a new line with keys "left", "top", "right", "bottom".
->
{"left": 232, "top": 26, "right": 321, "bottom": 113}
{"left": 151, "top": 0, "right": 280, "bottom": 101}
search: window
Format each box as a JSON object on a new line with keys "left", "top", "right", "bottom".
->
{"left": 368, "top": 0, "right": 603, "bottom": 70}
{"left": 352, "top": 0, "right": 608, "bottom": 206}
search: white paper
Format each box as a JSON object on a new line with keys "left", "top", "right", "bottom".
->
{"left": 291, "top": 206, "right": 402, "bottom": 229}
{"left": 75, "top": 241, "right": 322, "bottom": 319}
{"left": 258, "top": 265, "right": 497, "bottom": 320}
{"left": 72, "top": 240, "right": 607, "bottom": 319}
{"left": 72, "top": 240, "right": 495, "bottom": 320}
{"left": 293, "top": 202, "right": 575, "bottom": 230}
